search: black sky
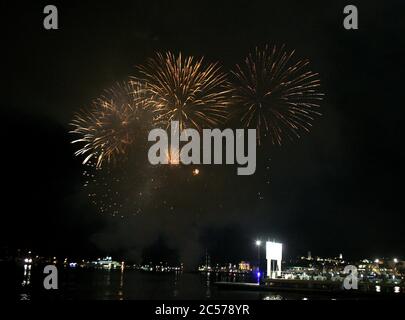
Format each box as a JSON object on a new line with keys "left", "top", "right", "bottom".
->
{"left": 2, "top": 0, "right": 405, "bottom": 267}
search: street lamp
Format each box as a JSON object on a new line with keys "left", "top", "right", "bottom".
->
{"left": 394, "top": 258, "right": 398, "bottom": 263}
{"left": 255, "top": 240, "right": 261, "bottom": 277}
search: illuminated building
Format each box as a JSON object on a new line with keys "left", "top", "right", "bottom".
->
{"left": 238, "top": 261, "right": 251, "bottom": 271}
{"left": 93, "top": 256, "right": 122, "bottom": 269}
{"left": 266, "top": 241, "right": 282, "bottom": 279}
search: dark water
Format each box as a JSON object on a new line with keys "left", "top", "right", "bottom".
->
{"left": 4, "top": 265, "right": 316, "bottom": 300}
{"left": 8, "top": 264, "right": 402, "bottom": 300}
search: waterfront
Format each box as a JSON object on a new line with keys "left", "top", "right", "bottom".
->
{"left": 5, "top": 265, "right": 272, "bottom": 300}
{"left": 2, "top": 265, "right": 403, "bottom": 301}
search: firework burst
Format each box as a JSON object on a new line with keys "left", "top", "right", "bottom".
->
{"left": 137, "top": 52, "right": 232, "bottom": 131}
{"left": 70, "top": 80, "right": 152, "bottom": 167}
{"left": 231, "top": 44, "right": 324, "bottom": 145}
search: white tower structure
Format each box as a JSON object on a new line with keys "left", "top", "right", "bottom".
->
{"left": 266, "top": 241, "right": 283, "bottom": 279}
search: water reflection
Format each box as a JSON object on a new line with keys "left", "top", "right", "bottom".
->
{"left": 173, "top": 271, "right": 180, "bottom": 298}
{"left": 205, "top": 272, "right": 211, "bottom": 299}
{"left": 22, "top": 264, "right": 32, "bottom": 286}
{"left": 11, "top": 266, "right": 405, "bottom": 300}
{"left": 102, "top": 270, "right": 112, "bottom": 298}
{"left": 263, "top": 295, "right": 283, "bottom": 300}
{"left": 117, "top": 268, "right": 124, "bottom": 300}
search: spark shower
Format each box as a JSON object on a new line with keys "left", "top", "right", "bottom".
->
{"left": 70, "top": 46, "right": 323, "bottom": 169}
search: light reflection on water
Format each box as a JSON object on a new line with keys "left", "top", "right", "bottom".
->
{"left": 22, "top": 264, "right": 31, "bottom": 286}
{"left": 14, "top": 266, "right": 404, "bottom": 300}
{"left": 15, "top": 267, "right": 274, "bottom": 300}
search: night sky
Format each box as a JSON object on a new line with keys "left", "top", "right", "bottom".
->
{"left": 3, "top": 0, "right": 404, "bottom": 267}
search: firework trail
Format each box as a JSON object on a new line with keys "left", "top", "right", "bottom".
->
{"left": 70, "top": 80, "right": 152, "bottom": 167}
{"left": 137, "top": 52, "right": 232, "bottom": 131}
{"left": 231, "top": 44, "right": 324, "bottom": 145}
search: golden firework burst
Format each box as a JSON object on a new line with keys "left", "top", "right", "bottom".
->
{"left": 231, "top": 44, "right": 324, "bottom": 145}
{"left": 137, "top": 52, "right": 232, "bottom": 131}
{"left": 70, "top": 81, "right": 152, "bottom": 167}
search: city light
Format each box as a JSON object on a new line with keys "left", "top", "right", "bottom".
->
{"left": 256, "top": 271, "right": 261, "bottom": 284}
{"left": 255, "top": 240, "right": 262, "bottom": 279}
{"left": 4, "top": 248, "right": 405, "bottom": 300}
